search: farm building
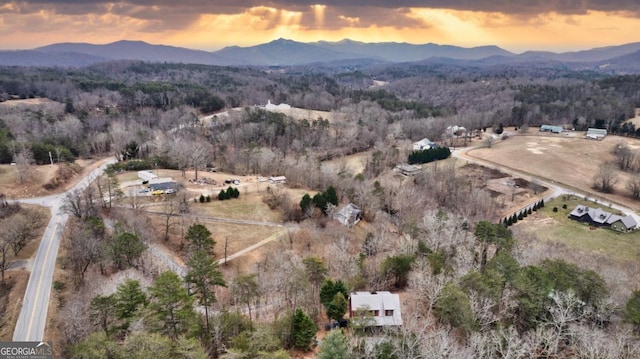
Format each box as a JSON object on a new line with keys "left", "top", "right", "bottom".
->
{"left": 413, "top": 138, "right": 438, "bottom": 151}
{"left": 349, "top": 291, "right": 403, "bottom": 327}
{"left": 540, "top": 125, "right": 563, "bottom": 133}
{"left": 334, "top": 203, "right": 362, "bottom": 227}
{"left": 569, "top": 205, "right": 637, "bottom": 232}
{"left": 265, "top": 100, "right": 291, "bottom": 111}
{"left": 138, "top": 170, "right": 158, "bottom": 182}
{"left": 395, "top": 163, "right": 421, "bottom": 177}
{"left": 148, "top": 181, "right": 177, "bottom": 192}
{"left": 268, "top": 176, "right": 287, "bottom": 184}
{"left": 586, "top": 128, "right": 607, "bottom": 140}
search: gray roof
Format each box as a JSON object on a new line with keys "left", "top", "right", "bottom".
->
{"left": 570, "top": 205, "right": 637, "bottom": 229}
{"left": 149, "top": 182, "right": 177, "bottom": 190}
{"left": 350, "top": 291, "right": 403, "bottom": 326}
{"left": 334, "top": 203, "right": 361, "bottom": 226}
{"left": 608, "top": 214, "right": 638, "bottom": 229}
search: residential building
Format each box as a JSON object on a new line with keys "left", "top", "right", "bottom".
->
{"left": 412, "top": 138, "right": 438, "bottom": 151}
{"left": 333, "top": 203, "right": 362, "bottom": 227}
{"left": 349, "top": 291, "right": 403, "bottom": 326}
{"left": 569, "top": 205, "right": 637, "bottom": 232}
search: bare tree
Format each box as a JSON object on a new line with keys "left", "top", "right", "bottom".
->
{"left": 14, "top": 147, "right": 34, "bottom": 184}
{"left": 0, "top": 232, "right": 11, "bottom": 286}
{"left": 64, "top": 220, "right": 106, "bottom": 286}
{"left": 592, "top": 163, "right": 618, "bottom": 193}
{"left": 614, "top": 142, "right": 636, "bottom": 171}
{"left": 162, "top": 198, "right": 178, "bottom": 241}
{"left": 190, "top": 141, "right": 210, "bottom": 181}
{"left": 5, "top": 208, "right": 45, "bottom": 256}
{"left": 626, "top": 175, "right": 640, "bottom": 199}
{"left": 62, "top": 188, "right": 97, "bottom": 220}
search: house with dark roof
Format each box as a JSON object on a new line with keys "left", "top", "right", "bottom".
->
{"left": 569, "top": 205, "right": 637, "bottom": 232}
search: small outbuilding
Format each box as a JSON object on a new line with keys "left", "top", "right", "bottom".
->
{"left": 540, "top": 125, "right": 563, "bottom": 133}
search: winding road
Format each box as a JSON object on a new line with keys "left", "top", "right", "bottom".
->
{"left": 12, "top": 159, "right": 116, "bottom": 342}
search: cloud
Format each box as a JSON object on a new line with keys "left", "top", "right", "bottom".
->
{"left": 4, "top": 0, "right": 638, "bottom": 28}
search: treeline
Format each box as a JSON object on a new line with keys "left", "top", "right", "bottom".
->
{"left": 408, "top": 147, "right": 451, "bottom": 165}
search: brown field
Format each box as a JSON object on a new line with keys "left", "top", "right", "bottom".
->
{"left": 0, "top": 98, "right": 60, "bottom": 108}
{"left": 468, "top": 134, "right": 640, "bottom": 212}
{"left": 0, "top": 158, "right": 108, "bottom": 199}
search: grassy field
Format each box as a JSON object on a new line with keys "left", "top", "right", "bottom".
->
{"left": 469, "top": 134, "right": 640, "bottom": 212}
{"left": 518, "top": 195, "right": 640, "bottom": 263}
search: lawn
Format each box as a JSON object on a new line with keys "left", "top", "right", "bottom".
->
{"left": 518, "top": 195, "right": 640, "bottom": 263}
{"left": 189, "top": 192, "right": 283, "bottom": 223}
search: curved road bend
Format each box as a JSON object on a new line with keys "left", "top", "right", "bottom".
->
{"left": 13, "top": 158, "right": 116, "bottom": 342}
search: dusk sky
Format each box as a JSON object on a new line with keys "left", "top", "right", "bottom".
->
{"left": 1, "top": 0, "right": 639, "bottom": 53}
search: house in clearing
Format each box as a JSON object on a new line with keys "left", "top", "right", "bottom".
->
{"left": 569, "top": 205, "right": 637, "bottom": 232}
{"left": 413, "top": 138, "right": 438, "bottom": 151}
{"left": 138, "top": 170, "right": 158, "bottom": 182}
{"left": 268, "top": 176, "right": 287, "bottom": 184}
{"left": 586, "top": 128, "right": 607, "bottom": 140}
{"left": 540, "top": 125, "right": 563, "bottom": 133}
{"left": 395, "top": 163, "right": 421, "bottom": 177}
{"left": 334, "top": 203, "right": 362, "bottom": 227}
{"left": 349, "top": 291, "right": 403, "bottom": 327}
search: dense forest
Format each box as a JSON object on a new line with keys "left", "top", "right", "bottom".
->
{"left": 2, "top": 60, "right": 640, "bottom": 358}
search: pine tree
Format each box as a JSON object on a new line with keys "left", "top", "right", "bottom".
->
{"left": 292, "top": 308, "right": 317, "bottom": 351}
{"left": 318, "top": 329, "right": 350, "bottom": 359}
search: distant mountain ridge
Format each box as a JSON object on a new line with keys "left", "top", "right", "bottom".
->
{"left": 0, "top": 38, "right": 637, "bottom": 71}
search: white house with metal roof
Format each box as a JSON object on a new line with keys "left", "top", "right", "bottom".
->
{"left": 349, "top": 291, "right": 403, "bottom": 326}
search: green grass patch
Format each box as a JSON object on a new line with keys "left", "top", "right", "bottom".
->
{"left": 527, "top": 195, "right": 640, "bottom": 263}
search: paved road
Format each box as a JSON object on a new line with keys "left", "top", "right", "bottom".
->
{"left": 12, "top": 159, "right": 116, "bottom": 342}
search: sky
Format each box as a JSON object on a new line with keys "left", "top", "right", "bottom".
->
{"left": 1, "top": 1, "right": 639, "bottom": 53}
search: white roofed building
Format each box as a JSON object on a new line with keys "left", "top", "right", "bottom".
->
{"left": 349, "top": 291, "right": 403, "bottom": 326}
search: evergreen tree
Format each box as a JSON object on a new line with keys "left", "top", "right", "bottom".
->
{"left": 299, "top": 193, "right": 313, "bottom": 213}
{"left": 318, "top": 329, "right": 350, "bottom": 359}
{"left": 324, "top": 186, "right": 339, "bottom": 206}
{"left": 185, "top": 224, "right": 214, "bottom": 254}
{"left": 147, "top": 271, "right": 198, "bottom": 340}
{"left": 326, "top": 292, "right": 348, "bottom": 322}
{"left": 88, "top": 294, "right": 116, "bottom": 337}
{"left": 185, "top": 249, "right": 226, "bottom": 331}
{"left": 625, "top": 290, "right": 640, "bottom": 331}
{"left": 114, "top": 279, "right": 147, "bottom": 325}
{"left": 312, "top": 193, "right": 328, "bottom": 214}
{"left": 111, "top": 232, "right": 147, "bottom": 269}
{"left": 292, "top": 308, "right": 317, "bottom": 351}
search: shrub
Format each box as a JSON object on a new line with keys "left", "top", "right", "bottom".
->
{"left": 553, "top": 207, "right": 558, "bottom": 212}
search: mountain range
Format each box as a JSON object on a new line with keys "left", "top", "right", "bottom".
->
{"left": 0, "top": 38, "right": 639, "bottom": 72}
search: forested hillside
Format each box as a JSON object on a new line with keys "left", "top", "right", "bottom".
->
{"left": 2, "top": 60, "right": 640, "bottom": 358}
